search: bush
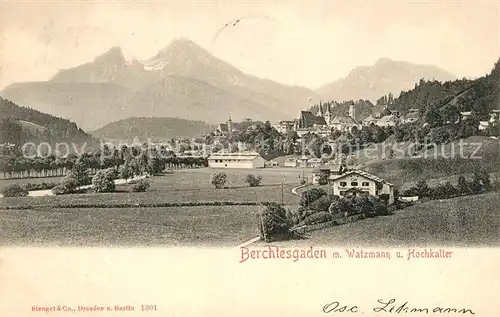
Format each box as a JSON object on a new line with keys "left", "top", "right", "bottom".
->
{"left": 52, "top": 176, "right": 79, "bottom": 195}
{"left": 22, "top": 182, "right": 58, "bottom": 191}
{"left": 303, "top": 212, "right": 333, "bottom": 225}
{"left": 119, "top": 164, "right": 134, "bottom": 181}
{"left": 245, "top": 174, "right": 262, "bottom": 187}
{"left": 308, "top": 194, "right": 339, "bottom": 213}
{"left": 1, "top": 184, "right": 29, "bottom": 197}
{"left": 104, "top": 168, "right": 119, "bottom": 181}
{"left": 68, "top": 159, "right": 90, "bottom": 186}
{"left": 132, "top": 179, "right": 150, "bottom": 192}
{"left": 328, "top": 195, "right": 388, "bottom": 218}
{"left": 256, "top": 203, "right": 293, "bottom": 242}
{"left": 210, "top": 172, "right": 227, "bottom": 189}
{"left": 300, "top": 188, "right": 327, "bottom": 207}
{"left": 428, "top": 182, "right": 458, "bottom": 200}
{"left": 300, "top": 179, "right": 306, "bottom": 185}
{"left": 92, "top": 168, "right": 116, "bottom": 193}
{"left": 329, "top": 197, "right": 355, "bottom": 216}
{"left": 416, "top": 179, "right": 430, "bottom": 197}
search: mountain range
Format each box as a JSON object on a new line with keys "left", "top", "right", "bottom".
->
{"left": 1, "top": 38, "right": 457, "bottom": 132}
{"left": 92, "top": 117, "right": 215, "bottom": 142}
{"left": 316, "top": 58, "right": 456, "bottom": 102}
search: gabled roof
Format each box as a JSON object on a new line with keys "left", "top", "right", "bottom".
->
{"left": 331, "top": 116, "right": 357, "bottom": 125}
{"left": 313, "top": 164, "right": 331, "bottom": 172}
{"left": 208, "top": 152, "right": 262, "bottom": 160}
{"left": 300, "top": 111, "right": 327, "bottom": 126}
{"left": 217, "top": 123, "right": 228, "bottom": 132}
{"left": 330, "top": 170, "right": 393, "bottom": 186}
{"left": 377, "top": 115, "right": 399, "bottom": 124}
{"left": 329, "top": 163, "right": 343, "bottom": 171}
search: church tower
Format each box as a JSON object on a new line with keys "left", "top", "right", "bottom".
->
{"left": 318, "top": 101, "right": 324, "bottom": 117}
{"left": 349, "top": 104, "right": 356, "bottom": 121}
{"left": 325, "top": 104, "right": 331, "bottom": 125}
{"left": 227, "top": 116, "right": 233, "bottom": 137}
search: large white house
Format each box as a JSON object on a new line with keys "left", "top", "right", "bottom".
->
{"left": 207, "top": 152, "right": 265, "bottom": 169}
{"left": 330, "top": 170, "right": 394, "bottom": 205}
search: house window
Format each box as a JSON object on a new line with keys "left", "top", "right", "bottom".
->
{"left": 351, "top": 182, "right": 358, "bottom": 186}
{"left": 340, "top": 182, "right": 347, "bottom": 187}
{"left": 362, "top": 182, "right": 369, "bottom": 187}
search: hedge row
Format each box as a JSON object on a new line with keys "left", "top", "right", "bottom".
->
{"left": 1, "top": 201, "right": 275, "bottom": 210}
{"left": 22, "top": 182, "right": 58, "bottom": 191}
{"left": 292, "top": 213, "right": 367, "bottom": 234}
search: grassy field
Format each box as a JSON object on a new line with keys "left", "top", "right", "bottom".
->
{"left": 0, "top": 205, "right": 262, "bottom": 246}
{"left": 0, "top": 168, "right": 311, "bottom": 246}
{"left": 275, "top": 192, "right": 500, "bottom": 247}
{"left": 0, "top": 168, "right": 305, "bottom": 208}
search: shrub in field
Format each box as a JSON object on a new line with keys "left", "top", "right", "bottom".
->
{"left": 457, "top": 175, "right": 469, "bottom": 195}
{"left": 68, "top": 159, "right": 90, "bottom": 186}
{"left": 22, "top": 182, "right": 58, "bottom": 191}
{"left": 329, "top": 197, "right": 355, "bottom": 216}
{"left": 300, "top": 179, "right": 306, "bottom": 185}
{"left": 52, "top": 176, "right": 79, "bottom": 195}
{"left": 428, "top": 182, "right": 459, "bottom": 200}
{"left": 132, "top": 179, "right": 150, "bottom": 192}
{"left": 256, "top": 203, "right": 293, "bottom": 242}
{"left": 147, "top": 157, "right": 165, "bottom": 176}
{"left": 1, "top": 184, "right": 29, "bottom": 197}
{"left": 245, "top": 174, "right": 262, "bottom": 187}
{"left": 210, "top": 172, "right": 227, "bottom": 189}
{"left": 297, "top": 194, "right": 339, "bottom": 222}
{"left": 300, "top": 188, "right": 327, "bottom": 207}
{"left": 104, "top": 168, "right": 119, "bottom": 181}
{"left": 119, "top": 164, "right": 134, "bottom": 182}
{"left": 416, "top": 179, "right": 430, "bottom": 197}
{"left": 367, "top": 195, "right": 389, "bottom": 216}
{"left": 308, "top": 194, "right": 339, "bottom": 214}
{"left": 303, "top": 212, "right": 333, "bottom": 225}
{"left": 328, "top": 195, "right": 388, "bottom": 218}
{"left": 92, "top": 168, "right": 116, "bottom": 193}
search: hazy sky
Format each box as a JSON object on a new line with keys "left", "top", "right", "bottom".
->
{"left": 1, "top": 0, "right": 499, "bottom": 89}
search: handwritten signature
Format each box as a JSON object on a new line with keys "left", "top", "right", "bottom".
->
{"left": 323, "top": 298, "right": 475, "bottom": 315}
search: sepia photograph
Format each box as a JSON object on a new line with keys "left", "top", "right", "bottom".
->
{"left": 0, "top": 0, "right": 499, "bottom": 250}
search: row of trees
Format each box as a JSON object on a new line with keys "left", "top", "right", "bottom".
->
{"left": 402, "top": 170, "right": 493, "bottom": 199}
{"left": 0, "top": 145, "right": 208, "bottom": 179}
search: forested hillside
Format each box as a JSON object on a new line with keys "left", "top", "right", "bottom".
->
{"left": 0, "top": 97, "right": 97, "bottom": 146}
{"left": 385, "top": 57, "right": 499, "bottom": 117}
{"left": 390, "top": 58, "right": 500, "bottom": 144}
